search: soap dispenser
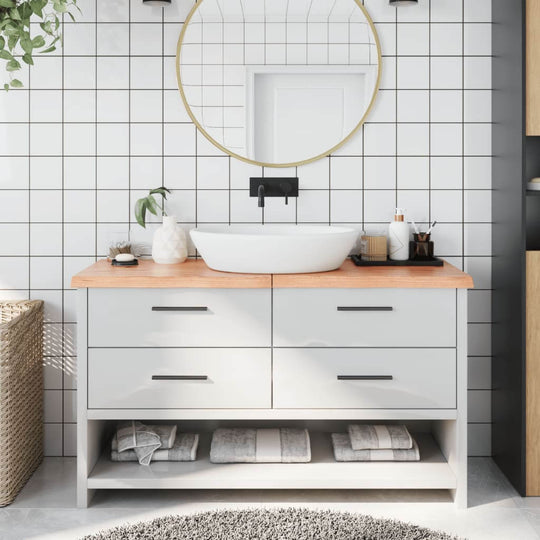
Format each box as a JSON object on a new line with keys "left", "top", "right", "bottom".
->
{"left": 388, "top": 208, "right": 410, "bottom": 261}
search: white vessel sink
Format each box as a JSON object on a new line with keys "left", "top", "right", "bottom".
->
{"left": 190, "top": 225, "right": 358, "bottom": 274}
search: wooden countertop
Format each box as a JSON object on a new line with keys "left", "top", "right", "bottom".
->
{"left": 71, "top": 259, "right": 272, "bottom": 288}
{"left": 274, "top": 259, "right": 473, "bottom": 288}
{"left": 71, "top": 259, "right": 473, "bottom": 289}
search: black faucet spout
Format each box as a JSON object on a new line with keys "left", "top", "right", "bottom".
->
{"left": 257, "top": 184, "right": 265, "bottom": 208}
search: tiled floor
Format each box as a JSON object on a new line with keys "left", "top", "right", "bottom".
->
{"left": 1, "top": 458, "right": 539, "bottom": 540}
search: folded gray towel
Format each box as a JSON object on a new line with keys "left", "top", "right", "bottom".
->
{"left": 112, "top": 424, "right": 177, "bottom": 451}
{"left": 332, "top": 433, "right": 420, "bottom": 462}
{"left": 210, "top": 428, "right": 311, "bottom": 463}
{"left": 111, "top": 433, "right": 199, "bottom": 463}
{"left": 116, "top": 421, "right": 161, "bottom": 466}
{"left": 348, "top": 424, "right": 413, "bottom": 450}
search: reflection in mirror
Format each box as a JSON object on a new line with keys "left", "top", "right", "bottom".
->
{"left": 177, "top": 0, "right": 380, "bottom": 167}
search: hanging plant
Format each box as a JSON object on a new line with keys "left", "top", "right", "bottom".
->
{"left": 0, "top": 0, "right": 79, "bottom": 90}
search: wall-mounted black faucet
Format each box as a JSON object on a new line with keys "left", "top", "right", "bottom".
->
{"left": 250, "top": 177, "right": 299, "bottom": 208}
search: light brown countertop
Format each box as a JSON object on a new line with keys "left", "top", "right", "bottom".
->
{"left": 71, "top": 259, "right": 473, "bottom": 289}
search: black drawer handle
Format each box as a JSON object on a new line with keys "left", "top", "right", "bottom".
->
{"left": 337, "top": 306, "right": 393, "bottom": 312}
{"left": 337, "top": 375, "right": 393, "bottom": 381}
{"left": 152, "top": 306, "right": 208, "bottom": 312}
{"left": 152, "top": 375, "right": 208, "bottom": 381}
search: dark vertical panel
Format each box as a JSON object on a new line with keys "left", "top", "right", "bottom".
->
{"left": 492, "top": 0, "right": 526, "bottom": 494}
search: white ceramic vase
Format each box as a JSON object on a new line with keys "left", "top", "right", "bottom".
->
{"left": 152, "top": 216, "right": 188, "bottom": 264}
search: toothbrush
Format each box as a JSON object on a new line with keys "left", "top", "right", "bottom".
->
{"left": 410, "top": 219, "right": 420, "bottom": 234}
{"left": 426, "top": 220, "right": 438, "bottom": 234}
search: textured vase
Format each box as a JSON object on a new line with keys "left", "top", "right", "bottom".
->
{"left": 152, "top": 216, "right": 188, "bottom": 264}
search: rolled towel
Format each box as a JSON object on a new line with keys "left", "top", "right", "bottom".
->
{"left": 332, "top": 433, "right": 420, "bottom": 462}
{"left": 348, "top": 424, "right": 413, "bottom": 450}
{"left": 111, "top": 433, "right": 199, "bottom": 463}
{"left": 112, "top": 424, "right": 177, "bottom": 451}
{"left": 115, "top": 421, "right": 161, "bottom": 466}
{"left": 210, "top": 428, "right": 311, "bottom": 463}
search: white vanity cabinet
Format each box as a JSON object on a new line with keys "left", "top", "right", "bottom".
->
{"left": 73, "top": 259, "right": 471, "bottom": 509}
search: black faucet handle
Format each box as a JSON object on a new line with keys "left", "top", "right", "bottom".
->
{"left": 257, "top": 183, "right": 265, "bottom": 208}
{"left": 280, "top": 182, "right": 292, "bottom": 205}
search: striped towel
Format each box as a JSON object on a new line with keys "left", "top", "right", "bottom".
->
{"left": 210, "top": 428, "right": 311, "bottom": 463}
{"left": 111, "top": 433, "right": 199, "bottom": 463}
{"left": 112, "top": 424, "right": 177, "bottom": 451}
{"left": 348, "top": 424, "right": 413, "bottom": 450}
{"left": 332, "top": 433, "right": 420, "bottom": 462}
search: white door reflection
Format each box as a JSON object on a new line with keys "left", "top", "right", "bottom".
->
{"left": 247, "top": 66, "right": 374, "bottom": 163}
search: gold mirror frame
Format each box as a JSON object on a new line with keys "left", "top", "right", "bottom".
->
{"left": 176, "top": 0, "right": 382, "bottom": 168}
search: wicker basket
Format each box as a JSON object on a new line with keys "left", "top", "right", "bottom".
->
{"left": 0, "top": 301, "right": 44, "bottom": 506}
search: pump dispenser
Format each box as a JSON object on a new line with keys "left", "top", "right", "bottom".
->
{"left": 388, "top": 208, "right": 410, "bottom": 261}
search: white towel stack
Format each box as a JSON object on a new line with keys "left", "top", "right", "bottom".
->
{"left": 331, "top": 424, "right": 420, "bottom": 462}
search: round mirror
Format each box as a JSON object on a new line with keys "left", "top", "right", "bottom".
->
{"left": 176, "top": 0, "right": 381, "bottom": 167}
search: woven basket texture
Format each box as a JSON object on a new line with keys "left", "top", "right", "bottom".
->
{"left": 0, "top": 301, "right": 44, "bottom": 506}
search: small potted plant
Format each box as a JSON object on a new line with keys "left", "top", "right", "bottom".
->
{"left": 134, "top": 187, "right": 187, "bottom": 265}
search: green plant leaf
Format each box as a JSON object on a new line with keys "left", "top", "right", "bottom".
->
{"left": 3, "top": 83, "right": 9, "bottom": 91}
{"left": 10, "top": 78, "right": 22, "bottom": 87}
{"left": 41, "top": 45, "right": 55, "bottom": 54}
{"left": 22, "top": 53, "right": 33, "bottom": 65}
{"left": 6, "top": 58, "right": 21, "bottom": 71}
{"left": 0, "top": 50, "right": 13, "bottom": 61}
{"left": 0, "top": 0, "right": 16, "bottom": 8}
{"left": 31, "top": 35, "right": 45, "bottom": 48}
{"left": 145, "top": 195, "right": 160, "bottom": 216}
{"left": 40, "top": 20, "right": 52, "bottom": 35}
{"left": 134, "top": 198, "right": 148, "bottom": 228}
{"left": 149, "top": 187, "right": 171, "bottom": 199}
{"left": 7, "top": 33, "right": 19, "bottom": 50}
{"left": 19, "top": 2, "right": 33, "bottom": 20}
{"left": 9, "top": 8, "right": 20, "bottom": 21}
{"left": 0, "top": 36, "right": 5, "bottom": 50}
{"left": 31, "top": 2, "right": 44, "bottom": 18}
{"left": 20, "top": 36, "right": 33, "bottom": 54}
{"left": 53, "top": 1, "right": 68, "bottom": 12}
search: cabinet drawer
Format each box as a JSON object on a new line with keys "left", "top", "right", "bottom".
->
{"left": 273, "top": 348, "right": 456, "bottom": 409}
{"left": 273, "top": 289, "right": 455, "bottom": 347}
{"left": 88, "top": 348, "right": 271, "bottom": 409}
{"left": 88, "top": 289, "right": 271, "bottom": 347}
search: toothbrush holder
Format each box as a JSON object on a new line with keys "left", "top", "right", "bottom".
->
{"left": 410, "top": 233, "right": 434, "bottom": 260}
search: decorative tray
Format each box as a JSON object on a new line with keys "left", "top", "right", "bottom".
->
{"left": 351, "top": 255, "right": 444, "bottom": 267}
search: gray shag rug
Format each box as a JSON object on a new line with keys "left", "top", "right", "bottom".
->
{"left": 82, "top": 508, "right": 465, "bottom": 540}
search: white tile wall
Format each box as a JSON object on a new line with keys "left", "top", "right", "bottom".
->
{"left": 0, "top": 0, "right": 492, "bottom": 457}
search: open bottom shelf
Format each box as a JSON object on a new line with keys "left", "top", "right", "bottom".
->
{"left": 88, "top": 432, "right": 456, "bottom": 490}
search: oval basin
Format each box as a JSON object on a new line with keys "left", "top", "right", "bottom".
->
{"left": 190, "top": 225, "right": 358, "bottom": 274}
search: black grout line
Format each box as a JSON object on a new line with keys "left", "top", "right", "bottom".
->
{"left": 461, "top": 0, "right": 466, "bottom": 273}
{"left": 4, "top": 87, "right": 494, "bottom": 92}
{"left": 27, "top": 62, "right": 31, "bottom": 301}
{"left": 394, "top": 7, "right": 398, "bottom": 208}
{"left": 428, "top": 0, "right": 432, "bottom": 223}
{"left": 161, "top": 7, "right": 165, "bottom": 193}
{"left": 0, "top": 120, "right": 495, "bottom": 124}
{"left": 0, "top": 153, "right": 495, "bottom": 158}
{"left": 128, "top": 1, "right": 132, "bottom": 241}
{"left": 56, "top": 20, "right": 494, "bottom": 26}
{"left": 61, "top": 9, "right": 66, "bottom": 458}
